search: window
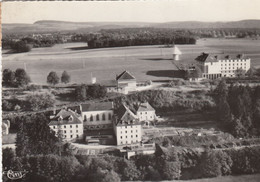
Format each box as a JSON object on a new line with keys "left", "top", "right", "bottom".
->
{"left": 136, "top": 135, "right": 138, "bottom": 137}
{"left": 131, "top": 135, "right": 133, "bottom": 138}
{"left": 64, "top": 125, "right": 66, "bottom": 128}
{"left": 70, "top": 125, "right": 72, "bottom": 128}
{"left": 96, "top": 114, "right": 100, "bottom": 121}
{"left": 84, "top": 115, "right": 87, "bottom": 121}
{"left": 77, "top": 135, "right": 79, "bottom": 138}
{"left": 125, "top": 126, "right": 127, "bottom": 129}
{"left": 70, "top": 130, "right": 72, "bottom": 133}
{"left": 90, "top": 115, "right": 93, "bottom": 121}
{"left": 126, "top": 136, "right": 127, "bottom": 138}
{"left": 64, "top": 131, "right": 66, "bottom": 133}
{"left": 131, "top": 130, "right": 133, "bottom": 133}
{"left": 76, "top": 125, "right": 78, "bottom": 128}
{"left": 71, "top": 135, "right": 73, "bottom": 138}
{"left": 108, "top": 113, "right": 112, "bottom": 120}
{"left": 76, "top": 130, "right": 78, "bottom": 133}
{"left": 102, "top": 114, "right": 106, "bottom": 121}
{"left": 125, "top": 131, "right": 127, "bottom": 133}
{"left": 121, "top": 136, "right": 122, "bottom": 139}
{"left": 145, "top": 112, "right": 147, "bottom": 114}
{"left": 53, "top": 126, "right": 55, "bottom": 129}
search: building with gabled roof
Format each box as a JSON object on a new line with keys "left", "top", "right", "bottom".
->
{"left": 195, "top": 52, "right": 250, "bottom": 79}
{"left": 49, "top": 108, "right": 83, "bottom": 141}
{"left": 136, "top": 102, "right": 156, "bottom": 122}
{"left": 113, "top": 104, "right": 142, "bottom": 145}
{"left": 80, "top": 102, "right": 114, "bottom": 130}
{"left": 116, "top": 70, "right": 137, "bottom": 93}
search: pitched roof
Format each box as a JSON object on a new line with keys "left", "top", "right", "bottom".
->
{"left": 49, "top": 109, "right": 82, "bottom": 126}
{"left": 116, "top": 70, "right": 135, "bottom": 80}
{"left": 195, "top": 53, "right": 248, "bottom": 62}
{"left": 81, "top": 102, "right": 113, "bottom": 112}
{"left": 115, "top": 104, "right": 140, "bottom": 126}
{"left": 172, "top": 45, "right": 182, "bottom": 55}
{"left": 137, "top": 102, "right": 155, "bottom": 112}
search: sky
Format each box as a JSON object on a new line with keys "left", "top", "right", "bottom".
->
{"left": 2, "top": 0, "right": 260, "bottom": 24}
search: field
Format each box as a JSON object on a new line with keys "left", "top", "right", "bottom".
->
{"left": 3, "top": 38, "right": 260, "bottom": 85}
{"left": 164, "top": 174, "right": 260, "bottom": 182}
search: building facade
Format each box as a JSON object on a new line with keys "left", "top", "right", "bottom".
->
{"left": 113, "top": 104, "right": 142, "bottom": 145}
{"left": 80, "top": 102, "right": 114, "bottom": 130}
{"left": 49, "top": 109, "right": 84, "bottom": 141}
{"left": 195, "top": 53, "right": 250, "bottom": 79}
{"left": 136, "top": 102, "right": 156, "bottom": 122}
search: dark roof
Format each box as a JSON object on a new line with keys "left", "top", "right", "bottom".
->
{"left": 195, "top": 53, "right": 248, "bottom": 62}
{"left": 115, "top": 104, "right": 140, "bottom": 126}
{"left": 81, "top": 102, "right": 113, "bottom": 112}
{"left": 137, "top": 102, "right": 155, "bottom": 112}
{"left": 49, "top": 109, "right": 82, "bottom": 126}
{"left": 116, "top": 70, "right": 135, "bottom": 80}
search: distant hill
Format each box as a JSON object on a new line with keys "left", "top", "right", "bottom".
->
{"left": 3, "top": 19, "right": 260, "bottom": 35}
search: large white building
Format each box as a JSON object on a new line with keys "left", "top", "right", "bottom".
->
{"left": 49, "top": 109, "right": 84, "bottom": 141}
{"left": 80, "top": 102, "right": 114, "bottom": 130}
{"left": 195, "top": 53, "right": 251, "bottom": 79}
{"left": 113, "top": 104, "right": 142, "bottom": 145}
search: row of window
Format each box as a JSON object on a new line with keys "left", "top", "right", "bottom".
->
{"left": 84, "top": 113, "right": 112, "bottom": 122}
{"left": 221, "top": 69, "right": 245, "bottom": 73}
{"left": 120, "top": 140, "right": 139, "bottom": 144}
{"left": 120, "top": 130, "right": 138, "bottom": 134}
{"left": 59, "top": 130, "right": 79, "bottom": 134}
{"left": 53, "top": 125, "right": 78, "bottom": 129}
{"left": 120, "top": 135, "right": 138, "bottom": 139}
{"left": 220, "top": 59, "right": 248, "bottom": 62}
{"left": 221, "top": 63, "right": 247, "bottom": 67}
{"left": 63, "top": 134, "right": 79, "bottom": 139}
{"left": 221, "top": 67, "right": 246, "bottom": 70}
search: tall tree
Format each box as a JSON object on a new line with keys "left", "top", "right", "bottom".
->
{"left": 2, "top": 69, "right": 15, "bottom": 86}
{"left": 61, "top": 71, "right": 71, "bottom": 84}
{"left": 47, "top": 71, "right": 60, "bottom": 85}
{"left": 15, "top": 68, "right": 31, "bottom": 87}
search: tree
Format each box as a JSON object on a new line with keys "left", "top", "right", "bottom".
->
{"left": 75, "top": 85, "right": 87, "bottom": 101}
{"left": 61, "top": 71, "right": 71, "bottom": 84}
{"left": 47, "top": 71, "right": 59, "bottom": 85}
{"left": 235, "top": 68, "right": 246, "bottom": 77}
{"left": 2, "top": 148, "right": 15, "bottom": 170}
{"left": 2, "top": 69, "right": 15, "bottom": 86}
{"left": 12, "top": 40, "right": 32, "bottom": 53}
{"left": 26, "top": 93, "right": 55, "bottom": 111}
{"left": 16, "top": 114, "right": 58, "bottom": 156}
{"left": 15, "top": 68, "right": 31, "bottom": 87}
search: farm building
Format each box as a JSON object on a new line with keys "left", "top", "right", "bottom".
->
{"left": 195, "top": 53, "right": 251, "bottom": 79}
{"left": 106, "top": 70, "right": 137, "bottom": 94}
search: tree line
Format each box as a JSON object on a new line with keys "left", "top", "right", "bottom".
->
{"left": 214, "top": 80, "right": 260, "bottom": 137}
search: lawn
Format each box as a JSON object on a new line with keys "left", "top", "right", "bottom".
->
{"left": 3, "top": 38, "right": 260, "bottom": 85}
{"left": 164, "top": 174, "right": 260, "bottom": 182}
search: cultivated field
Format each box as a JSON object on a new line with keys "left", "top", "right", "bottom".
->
{"left": 3, "top": 38, "right": 260, "bottom": 85}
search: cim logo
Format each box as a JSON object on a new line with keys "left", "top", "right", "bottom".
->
{"left": 3, "top": 170, "right": 28, "bottom": 180}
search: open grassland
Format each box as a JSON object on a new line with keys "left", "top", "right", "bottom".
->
{"left": 3, "top": 38, "right": 260, "bottom": 84}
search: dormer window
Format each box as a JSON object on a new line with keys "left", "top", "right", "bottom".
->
{"left": 69, "top": 115, "right": 73, "bottom": 121}
{"left": 58, "top": 116, "right": 63, "bottom": 121}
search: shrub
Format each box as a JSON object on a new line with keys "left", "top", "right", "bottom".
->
{"left": 26, "top": 92, "right": 55, "bottom": 111}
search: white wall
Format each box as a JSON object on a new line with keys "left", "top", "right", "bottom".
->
{"left": 115, "top": 125, "right": 142, "bottom": 145}
{"left": 136, "top": 111, "right": 155, "bottom": 121}
{"left": 50, "top": 123, "right": 83, "bottom": 141}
